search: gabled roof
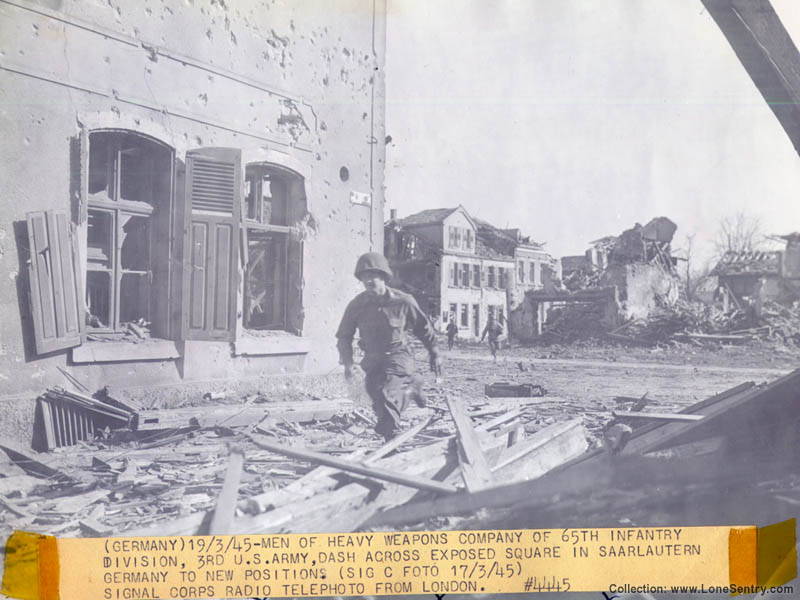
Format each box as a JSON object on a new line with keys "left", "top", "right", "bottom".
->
{"left": 397, "top": 207, "right": 458, "bottom": 226}
{"left": 397, "top": 205, "right": 476, "bottom": 229}
{"left": 711, "top": 250, "right": 781, "bottom": 276}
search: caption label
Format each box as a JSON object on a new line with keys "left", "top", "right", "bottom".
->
{"left": 48, "top": 527, "right": 735, "bottom": 597}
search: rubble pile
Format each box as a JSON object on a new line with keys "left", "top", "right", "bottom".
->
{"left": 562, "top": 268, "right": 603, "bottom": 293}
{"left": 541, "top": 303, "right": 607, "bottom": 342}
{"left": 0, "top": 380, "right": 588, "bottom": 539}
{"left": 610, "top": 298, "right": 800, "bottom": 347}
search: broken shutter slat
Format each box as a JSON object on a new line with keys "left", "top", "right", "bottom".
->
{"left": 182, "top": 148, "right": 242, "bottom": 341}
{"left": 26, "top": 210, "right": 84, "bottom": 355}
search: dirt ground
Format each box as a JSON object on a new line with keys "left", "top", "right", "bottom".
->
{"left": 408, "top": 339, "right": 797, "bottom": 442}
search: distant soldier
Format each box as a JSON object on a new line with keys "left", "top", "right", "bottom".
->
{"left": 446, "top": 318, "right": 459, "bottom": 350}
{"left": 481, "top": 314, "right": 503, "bottom": 361}
{"left": 336, "top": 252, "right": 442, "bottom": 441}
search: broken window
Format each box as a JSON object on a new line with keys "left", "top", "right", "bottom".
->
{"left": 243, "top": 164, "right": 305, "bottom": 332}
{"left": 85, "top": 132, "right": 173, "bottom": 336}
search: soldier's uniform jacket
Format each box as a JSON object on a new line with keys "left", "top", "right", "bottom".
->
{"left": 336, "top": 287, "right": 438, "bottom": 374}
{"left": 482, "top": 321, "right": 503, "bottom": 341}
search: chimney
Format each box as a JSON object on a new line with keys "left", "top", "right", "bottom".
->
{"left": 390, "top": 209, "right": 397, "bottom": 220}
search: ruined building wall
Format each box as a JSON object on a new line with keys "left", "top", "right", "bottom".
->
{"left": 0, "top": 0, "right": 386, "bottom": 395}
{"left": 616, "top": 263, "right": 680, "bottom": 320}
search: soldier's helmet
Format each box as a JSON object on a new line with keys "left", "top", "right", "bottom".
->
{"left": 354, "top": 252, "right": 393, "bottom": 280}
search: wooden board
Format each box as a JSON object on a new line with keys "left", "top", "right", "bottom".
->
{"left": 446, "top": 396, "right": 494, "bottom": 492}
{"left": 612, "top": 411, "right": 704, "bottom": 422}
{"left": 206, "top": 448, "right": 244, "bottom": 534}
{"left": 136, "top": 398, "right": 353, "bottom": 430}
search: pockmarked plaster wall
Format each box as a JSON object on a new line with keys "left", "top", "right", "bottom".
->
{"left": 0, "top": 0, "right": 386, "bottom": 398}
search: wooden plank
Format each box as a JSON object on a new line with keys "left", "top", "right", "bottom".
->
{"left": 612, "top": 411, "right": 704, "bottom": 422}
{"left": 446, "top": 395, "right": 494, "bottom": 492}
{"left": 0, "top": 496, "right": 31, "bottom": 518}
{"left": 701, "top": 0, "right": 800, "bottom": 155}
{"left": 79, "top": 518, "right": 113, "bottom": 537}
{"left": 491, "top": 418, "right": 588, "bottom": 476}
{"left": 206, "top": 447, "right": 244, "bottom": 534}
{"left": 247, "top": 434, "right": 457, "bottom": 495}
{"left": 0, "top": 439, "right": 73, "bottom": 482}
{"left": 136, "top": 398, "right": 352, "bottom": 430}
{"left": 39, "top": 399, "right": 57, "bottom": 450}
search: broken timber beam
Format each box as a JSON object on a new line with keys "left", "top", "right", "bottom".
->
{"left": 136, "top": 398, "right": 352, "bottom": 430}
{"left": 247, "top": 434, "right": 457, "bottom": 495}
{"left": 611, "top": 411, "right": 704, "bottom": 422}
{"left": 205, "top": 447, "right": 245, "bottom": 534}
{"left": 0, "top": 439, "right": 73, "bottom": 483}
{"left": 491, "top": 418, "right": 587, "bottom": 475}
{"left": 446, "top": 396, "right": 494, "bottom": 492}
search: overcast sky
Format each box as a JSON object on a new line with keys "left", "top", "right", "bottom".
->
{"left": 384, "top": 0, "right": 800, "bottom": 267}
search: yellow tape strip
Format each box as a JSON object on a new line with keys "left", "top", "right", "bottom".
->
{"left": 729, "top": 526, "right": 757, "bottom": 588}
{"left": 1, "top": 531, "right": 59, "bottom": 600}
{"left": 757, "top": 518, "right": 797, "bottom": 588}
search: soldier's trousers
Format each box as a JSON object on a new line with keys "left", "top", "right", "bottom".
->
{"left": 364, "top": 367, "right": 413, "bottom": 440}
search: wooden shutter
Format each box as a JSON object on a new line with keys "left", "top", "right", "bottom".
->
{"left": 26, "top": 210, "right": 84, "bottom": 354}
{"left": 182, "top": 148, "right": 242, "bottom": 341}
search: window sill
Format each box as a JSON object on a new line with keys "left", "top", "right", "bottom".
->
{"left": 234, "top": 334, "right": 311, "bottom": 356}
{"left": 72, "top": 339, "right": 180, "bottom": 363}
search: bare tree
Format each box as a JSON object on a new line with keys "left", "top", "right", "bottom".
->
{"left": 680, "top": 232, "right": 712, "bottom": 301}
{"left": 713, "top": 212, "right": 764, "bottom": 258}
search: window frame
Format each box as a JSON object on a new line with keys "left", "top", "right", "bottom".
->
{"left": 242, "top": 163, "right": 306, "bottom": 333}
{"left": 84, "top": 131, "right": 172, "bottom": 335}
{"left": 460, "top": 263, "right": 470, "bottom": 287}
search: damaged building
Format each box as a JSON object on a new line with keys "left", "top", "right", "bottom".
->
{"left": 384, "top": 206, "right": 556, "bottom": 339}
{"left": 513, "top": 217, "right": 681, "bottom": 341}
{"left": 710, "top": 233, "right": 800, "bottom": 307}
{"left": 0, "top": 0, "right": 387, "bottom": 405}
